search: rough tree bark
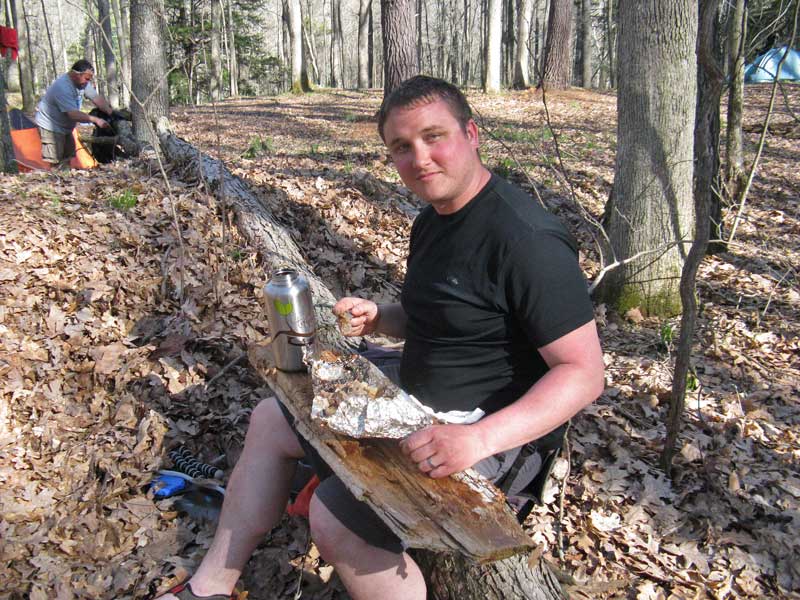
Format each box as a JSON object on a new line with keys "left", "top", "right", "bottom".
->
{"left": 381, "top": 0, "right": 418, "bottom": 97}
{"left": 661, "top": 0, "right": 722, "bottom": 472}
{"left": 10, "top": 0, "right": 35, "bottom": 114}
{"left": 111, "top": 0, "right": 131, "bottom": 106}
{"left": 603, "top": 0, "right": 615, "bottom": 88}
{"left": 330, "top": 0, "right": 344, "bottom": 87}
{"left": 39, "top": 0, "right": 58, "bottom": 81}
{"left": 300, "top": 3, "right": 318, "bottom": 89}
{"left": 724, "top": 0, "right": 746, "bottom": 218}
{"left": 0, "top": 66, "right": 18, "bottom": 174}
{"left": 55, "top": 0, "right": 68, "bottom": 71}
{"left": 96, "top": 0, "right": 119, "bottom": 107}
{"left": 484, "top": 0, "right": 502, "bottom": 91}
{"left": 156, "top": 121, "right": 567, "bottom": 600}
{"left": 226, "top": 0, "right": 239, "bottom": 96}
{"left": 210, "top": 0, "right": 223, "bottom": 100}
{"left": 538, "top": 0, "right": 573, "bottom": 89}
{"left": 130, "top": 0, "right": 169, "bottom": 148}
{"left": 357, "top": 0, "right": 371, "bottom": 89}
{"left": 285, "top": 0, "right": 307, "bottom": 92}
{"left": 598, "top": 0, "right": 697, "bottom": 317}
{"left": 580, "top": 0, "right": 592, "bottom": 88}
{"left": 513, "top": 0, "right": 533, "bottom": 89}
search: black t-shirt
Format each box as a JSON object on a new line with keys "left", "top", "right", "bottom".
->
{"left": 399, "top": 174, "right": 594, "bottom": 414}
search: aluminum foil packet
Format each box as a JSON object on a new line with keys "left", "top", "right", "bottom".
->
{"left": 308, "top": 349, "right": 483, "bottom": 439}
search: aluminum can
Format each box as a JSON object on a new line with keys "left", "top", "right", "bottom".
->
{"left": 263, "top": 268, "right": 317, "bottom": 371}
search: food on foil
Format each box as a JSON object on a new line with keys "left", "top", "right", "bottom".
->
{"left": 309, "top": 349, "right": 483, "bottom": 439}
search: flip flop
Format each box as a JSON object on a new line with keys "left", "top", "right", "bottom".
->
{"left": 164, "top": 582, "right": 236, "bottom": 600}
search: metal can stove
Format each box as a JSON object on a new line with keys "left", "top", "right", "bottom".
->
{"left": 263, "top": 268, "right": 317, "bottom": 371}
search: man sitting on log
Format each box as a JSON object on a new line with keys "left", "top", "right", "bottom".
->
{"left": 35, "top": 59, "right": 113, "bottom": 169}
{"left": 156, "top": 76, "right": 604, "bottom": 600}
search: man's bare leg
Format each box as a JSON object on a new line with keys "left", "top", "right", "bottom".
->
{"left": 308, "top": 494, "right": 427, "bottom": 600}
{"left": 157, "top": 398, "right": 304, "bottom": 599}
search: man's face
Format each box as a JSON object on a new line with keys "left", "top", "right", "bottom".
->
{"left": 382, "top": 98, "right": 483, "bottom": 214}
{"left": 71, "top": 70, "right": 94, "bottom": 89}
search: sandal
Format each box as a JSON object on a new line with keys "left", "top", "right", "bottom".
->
{"left": 164, "top": 581, "right": 236, "bottom": 600}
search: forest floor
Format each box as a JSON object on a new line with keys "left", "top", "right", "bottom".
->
{"left": 1, "top": 83, "right": 798, "bottom": 600}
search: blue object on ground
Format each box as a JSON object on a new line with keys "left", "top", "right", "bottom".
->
{"left": 745, "top": 46, "right": 800, "bottom": 83}
{"left": 150, "top": 474, "right": 190, "bottom": 499}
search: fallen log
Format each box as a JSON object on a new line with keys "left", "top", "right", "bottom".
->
{"left": 156, "top": 118, "right": 566, "bottom": 599}
{"left": 81, "top": 111, "right": 141, "bottom": 162}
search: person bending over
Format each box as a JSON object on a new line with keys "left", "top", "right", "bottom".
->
{"left": 35, "top": 59, "right": 112, "bottom": 169}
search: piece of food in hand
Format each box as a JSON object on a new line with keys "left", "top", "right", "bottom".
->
{"left": 337, "top": 310, "right": 354, "bottom": 335}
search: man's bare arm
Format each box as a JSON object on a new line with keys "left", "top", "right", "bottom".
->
{"left": 333, "top": 298, "right": 407, "bottom": 339}
{"left": 401, "top": 320, "right": 605, "bottom": 477}
{"left": 66, "top": 109, "right": 109, "bottom": 128}
{"left": 89, "top": 95, "right": 113, "bottom": 115}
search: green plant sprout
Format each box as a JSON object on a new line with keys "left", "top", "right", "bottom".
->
{"left": 108, "top": 189, "right": 137, "bottom": 210}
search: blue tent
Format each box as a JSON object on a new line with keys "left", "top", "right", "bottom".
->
{"left": 745, "top": 46, "right": 800, "bottom": 83}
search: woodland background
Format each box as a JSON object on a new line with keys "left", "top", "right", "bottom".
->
{"left": 0, "top": 0, "right": 799, "bottom": 599}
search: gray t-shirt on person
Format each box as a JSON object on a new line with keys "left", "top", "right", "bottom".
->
{"left": 35, "top": 74, "right": 99, "bottom": 134}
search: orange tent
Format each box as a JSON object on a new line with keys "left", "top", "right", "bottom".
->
{"left": 8, "top": 108, "right": 97, "bottom": 172}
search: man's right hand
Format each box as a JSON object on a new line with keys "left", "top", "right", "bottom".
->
{"left": 91, "top": 116, "right": 110, "bottom": 128}
{"left": 333, "top": 297, "right": 379, "bottom": 337}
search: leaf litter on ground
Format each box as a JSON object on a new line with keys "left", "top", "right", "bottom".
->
{"left": 1, "top": 84, "right": 798, "bottom": 599}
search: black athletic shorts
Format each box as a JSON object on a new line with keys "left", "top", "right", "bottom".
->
{"left": 276, "top": 345, "right": 543, "bottom": 554}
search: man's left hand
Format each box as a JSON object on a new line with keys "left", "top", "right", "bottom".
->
{"left": 399, "top": 424, "right": 489, "bottom": 478}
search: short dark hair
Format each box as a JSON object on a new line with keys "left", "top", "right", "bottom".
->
{"left": 377, "top": 75, "right": 473, "bottom": 140}
{"left": 71, "top": 60, "right": 94, "bottom": 74}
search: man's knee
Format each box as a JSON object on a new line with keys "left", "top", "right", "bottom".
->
{"left": 250, "top": 397, "right": 285, "bottom": 428}
{"left": 308, "top": 493, "right": 360, "bottom": 563}
{"left": 246, "top": 397, "right": 304, "bottom": 458}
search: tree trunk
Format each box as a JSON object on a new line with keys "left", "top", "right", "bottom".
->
{"left": 513, "top": 0, "right": 533, "bottom": 88}
{"left": 416, "top": 0, "right": 423, "bottom": 72}
{"left": 724, "top": 0, "right": 746, "bottom": 215}
{"left": 210, "top": 0, "right": 222, "bottom": 100}
{"left": 300, "top": 3, "right": 318, "bottom": 89}
{"left": 538, "top": 0, "right": 573, "bottom": 89}
{"left": 39, "top": 0, "right": 58, "bottom": 81}
{"left": 130, "top": 0, "right": 169, "bottom": 149}
{"left": 96, "top": 0, "right": 119, "bottom": 107}
{"left": 226, "top": 0, "right": 239, "bottom": 96}
{"left": 580, "top": 0, "right": 592, "bottom": 87}
{"left": 285, "top": 0, "right": 304, "bottom": 92}
{"left": 55, "top": 0, "right": 68, "bottom": 71}
{"left": 111, "top": 0, "right": 131, "bottom": 106}
{"left": 277, "top": 0, "right": 286, "bottom": 66}
{"left": 414, "top": 551, "right": 564, "bottom": 600}
{"left": 156, "top": 120, "right": 566, "bottom": 600}
{"left": 661, "top": 0, "right": 722, "bottom": 472}
{"left": 357, "top": 0, "right": 371, "bottom": 89}
{"left": 598, "top": 0, "right": 697, "bottom": 317}
{"left": 0, "top": 66, "right": 18, "bottom": 174}
{"left": 368, "top": 2, "right": 374, "bottom": 87}
{"left": 381, "top": 0, "right": 417, "bottom": 96}
{"left": 604, "top": 0, "right": 615, "bottom": 88}
{"left": 503, "top": 0, "right": 514, "bottom": 84}
{"left": 330, "top": 0, "right": 343, "bottom": 87}
{"left": 11, "top": 0, "right": 35, "bottom": 113}
{"left": 463, "top": 0, "right": 472, "bottom": 84}
{"left": 484, "top": 0, "right": 502, "bottom": 91}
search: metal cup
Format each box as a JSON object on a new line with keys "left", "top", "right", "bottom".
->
{"left": 263, "top": 268, "right": 316, "bottom": 371}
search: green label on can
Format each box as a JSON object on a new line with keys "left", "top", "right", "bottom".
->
{"left": 274, "top": 298, "right": 293, "bottom": 316}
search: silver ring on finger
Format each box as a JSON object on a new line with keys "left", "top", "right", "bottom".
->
{"left": 426, "top": 457, "right": 436, "bottom": 470}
